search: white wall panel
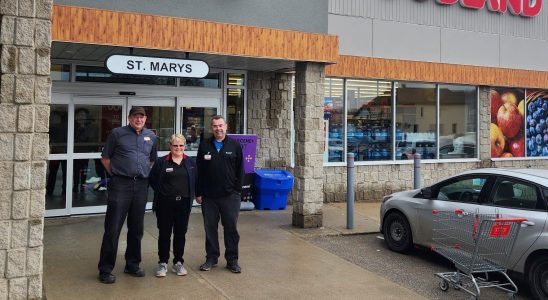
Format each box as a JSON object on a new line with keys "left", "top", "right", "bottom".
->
{"left": 372, "top": 19, "right": 440, "bottom": 62}
{"left": 441, "top": 28, "right": 500, "bottom": 67}
{"left": 328, "top": 14, "right": 373, "bottom": 56}
{"left": 329, "top": 0, "right": 548, "bottom": 40}
{"left": 500, "top": 36, "right": 548, "bottom": 71}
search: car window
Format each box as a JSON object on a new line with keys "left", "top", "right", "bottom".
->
{"left": 435, "top": 176, "right": 487, "bottom": 203}
{"left": 491, "top": 178, "right": 545, "bottom": 210}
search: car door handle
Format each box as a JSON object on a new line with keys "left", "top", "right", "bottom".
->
{"left": 521, "top": 221, "right": 535, "bottom": 226}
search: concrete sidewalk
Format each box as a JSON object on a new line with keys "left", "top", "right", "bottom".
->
{"left": 43, "top": 203, "right": 426, "bottom": 300}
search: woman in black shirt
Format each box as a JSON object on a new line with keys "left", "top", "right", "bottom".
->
{"left": 149, "top": 134, "right": 196, "bottom": 277}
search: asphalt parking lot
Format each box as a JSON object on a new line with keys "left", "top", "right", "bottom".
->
{"left": 306, "top": 234, "right": 534, "bottom": 300}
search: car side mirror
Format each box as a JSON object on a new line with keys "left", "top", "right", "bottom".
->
{"left": 421, "top": 187, "right": 433, "bottom": 199}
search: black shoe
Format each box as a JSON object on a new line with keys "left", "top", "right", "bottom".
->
{"left": 124, "top": 267, "right": 145, "bottom": 277}
{"left": 99, "top": 272, "right": 116, "bottom": 284}
{"left": 226, "top": 262, "right": 241, "bottom": 273}
{"left": 199, "top": 260, "right": 218, "bottom": 271}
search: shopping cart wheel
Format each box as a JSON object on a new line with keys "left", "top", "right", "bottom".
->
{"left": 439, "top": 279, "right": 449, "bottom": 291}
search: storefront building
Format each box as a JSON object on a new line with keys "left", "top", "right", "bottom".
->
{"left": 3, "top": 0, "right": 548, "bottom": 298}
{"left": 44, "top": 0, "right": 548, "bottom": 218}
{"left": 324, "top": 0, "right": 548, "bottom": 202}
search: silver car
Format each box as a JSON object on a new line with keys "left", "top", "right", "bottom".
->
{"left": 380, "top": 168, "right": 548, "bottom": 300}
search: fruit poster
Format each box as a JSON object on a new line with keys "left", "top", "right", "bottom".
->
{"left": 525, "top": 90, "right": 548, "bottom": 157}
{"left": 490, "top": 88, "right": 525, "bottom": 158}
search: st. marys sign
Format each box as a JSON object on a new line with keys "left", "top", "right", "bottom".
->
{"left": 105, "top": 55, "right": 210, "bottom": 78}
{"left": 435, "top": 0, "right": 542, "bottom": 17}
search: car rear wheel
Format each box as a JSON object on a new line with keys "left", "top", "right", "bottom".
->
{"left": 528, "top": 256, "right": 548, "bottom": 300}
{"left": 383, "top": 211, "right": 413, "bottom": 253}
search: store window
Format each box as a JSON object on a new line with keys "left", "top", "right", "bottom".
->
{"left": 51, "top": 64, "right": 70, "bottom": 81}
{"left": 395, "top": 82, "right": 437, "bottom": 160}
{"left": 226, "top": 73, "right": 245, "bottom": 134}
{"left": 180, "top": 72, "right": 220, "bottom": 88}
{"left": 439, "top": 85, "right": 477, "bottom": 159}
{"left": 76, "top": 65, "right": 176, "bottom": 85}
{"left": 227, "top": 73, "right": 245, "bottom": 86}
{"left": 324, "top": 78, "right": 344, "bottom": 163}
{"left": 347, "top": 80, "right": 392, "bottom": 161}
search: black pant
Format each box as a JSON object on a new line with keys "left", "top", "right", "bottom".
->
{"left": 155, "top": 196, "right": 191, "bottom": 264}
{"left": 201, "top": 193, "right": 240, "bottom": 263}
{"left": 98, "top": 176, "right": 148, "bottom": 274}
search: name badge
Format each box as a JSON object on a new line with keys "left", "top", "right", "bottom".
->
{"left": 225, "top": 152, "right": 232, "bottom": 155}
{"left": 166, "top": 168, "right": 173, "bottom": 172}
{"left": 144, "top": 136, "right": 151, "bottom": 141}
{"left": 204, "top": 154, "right": 211, "bottom": 160}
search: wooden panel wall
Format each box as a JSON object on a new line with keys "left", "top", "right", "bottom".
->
{"left": 52, "top": 5, "right": 339, "bottom": 63}
{"left": 326, "top": 55, "right": 548, "bottom": 89}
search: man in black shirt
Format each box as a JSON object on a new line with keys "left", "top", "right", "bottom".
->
{"left": 97, "top": 106, "right": 157, "bottom": 284}
{"left": 196, "top": 115, "right": 244, "bottom": 273}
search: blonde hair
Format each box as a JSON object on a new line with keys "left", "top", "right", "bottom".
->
{"left": 169, "top": 134, "right": 186, "bottom": 145}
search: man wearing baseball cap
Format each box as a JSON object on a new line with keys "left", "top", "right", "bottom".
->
{"left": 97, "top": 106, "right": 158, "bottom": 284}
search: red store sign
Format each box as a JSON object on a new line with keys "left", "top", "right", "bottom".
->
{"left": 436, "top": 0, "right": 542, "bottom": 17}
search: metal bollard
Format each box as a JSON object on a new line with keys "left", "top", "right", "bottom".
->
{"left": 414, "top": 153, "right": 421, "bottom": 189}
{"left": 346, "top": 153, "right": 355, "bottom": 229}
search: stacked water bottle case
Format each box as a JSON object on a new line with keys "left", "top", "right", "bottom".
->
{"left": 396, "top": 131, "right": 436, "bottom": 159}
{"left": 347, "top": 119, "right": 392, "bottom": 161}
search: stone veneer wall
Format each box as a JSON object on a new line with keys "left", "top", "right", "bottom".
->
{"left": 324, "top": 86, "right": 548, "bottom": 202}
{"left": 0, "top": 0, "right": 52, "bottom": 299}
{"left": 292, "top": 62, "right": 325, "bottom": 227}
{"left": 247, "top": 71, "right": 292, "bottom": 170}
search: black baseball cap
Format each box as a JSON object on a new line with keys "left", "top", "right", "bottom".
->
{"left": 129, "top": 106, "right": 146, "bottom": 116}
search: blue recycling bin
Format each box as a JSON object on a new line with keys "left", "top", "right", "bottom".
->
{"left": 253, "top": 169, "right": 294, "bottom": 210}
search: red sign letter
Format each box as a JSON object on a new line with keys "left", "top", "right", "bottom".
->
{"left": 460, "top": 0, "right": 486, "bottom": 9}
{"left": 436, "top": 0, "right": 458, "bottom": 4}
{"left": 523, "top": 0, "right": 542, "bottom": 17}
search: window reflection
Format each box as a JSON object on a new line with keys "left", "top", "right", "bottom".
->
{"left": 141, "top": 106, "right": 175, "bottom": 151}
{"left": 46, "top": 159, "right": 67, "bottom": 209}
{"left": 395, "top": 82, "right": 437, "bottom": 160}
{"left": 49, "top": 105, "right": 68, "bottom": 154}
{"left": 347, "top": 80, "right": 392, "bottom": 161}
{"left": 74, "top": 105, "right": 122, "bottom": 153}
{"left": 76, "top": 65, "right": 175, "bottom": 85}
{"left": 439, "top": 85, "right": 477, "bottom": 159}
{"left": 180, "top": 73, "right": 220, "bottom": 88}
{"left": 227, "top": 88, "right": 244, "bottom": 134}
{"left": 181, "top": 107, "right": 217, "bottom": 151}
{"left": 51, "top": 64, "right": 70, "bottom": 81}
{"left": 72, "top": 158, "right": 109, "bottom": 207}
{"left": 324, "top": 78, "right": 344, "bottom": 163}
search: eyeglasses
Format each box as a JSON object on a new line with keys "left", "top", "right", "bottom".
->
{"left": 171, "top": 144, "right": 185, "bottom": 148}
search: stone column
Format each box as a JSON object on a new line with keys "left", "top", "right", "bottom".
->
{"left": 292, "top": 62, "right": 325, "bottom": 228}
{"left": 247, "top": 71, "right": 292, "bottom": 169}
{"left": 0, "top": 0, "right": 52, "bottom": 298}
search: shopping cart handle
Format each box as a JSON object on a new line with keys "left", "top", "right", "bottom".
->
{"left": 494, "top": 217, "right": 528, "bottom": 223}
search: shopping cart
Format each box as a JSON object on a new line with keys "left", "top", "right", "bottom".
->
{"left": 431, "top": 209, "right": 527, "bottom": 300}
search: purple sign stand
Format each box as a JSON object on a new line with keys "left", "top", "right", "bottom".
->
{"left": 227, "top": 134, "right": 257, "bottom": 174}
{"left": 227, "top": 134, "right": 257, "bottom": 209}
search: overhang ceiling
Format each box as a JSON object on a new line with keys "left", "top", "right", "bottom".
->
{"left": 52, "top": 42, "right": 295, "bottom": 72}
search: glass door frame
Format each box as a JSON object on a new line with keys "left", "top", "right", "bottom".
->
{"left": 176, "top": 97, "right": 221, "bottom": 157}
{"left": 128, "top": 97, "right": 176, "bottom": 210}
{"left": 46, "top": 95, "right": 126, "bottom": 217}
